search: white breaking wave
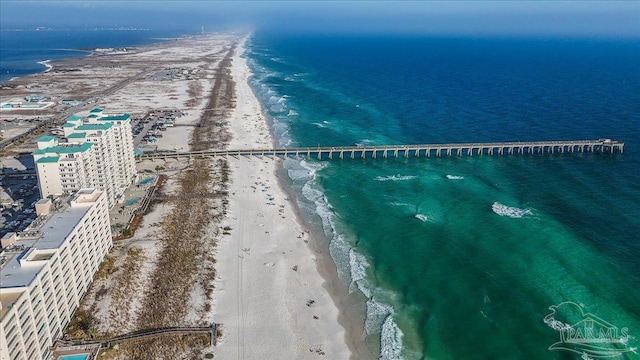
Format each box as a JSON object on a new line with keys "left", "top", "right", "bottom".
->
{"left": 287, "top": 109, "right": 299, "bottom": 116}
{"left": 312, "top": 122, "right": 327, "bottom": 128}
{"left": 380, "top": 314, "right": 405, "bottom": 360}
{"left": 446, "top": 174, "right": 464, "bottom": 180}
{"left": 292, "top": 157, "right": 405, "bottom": 358}
{"left": 390, "top": 201, "right": 413, "bottom": 208}
{"left": 491, "top": 202, "right": 532, "bottom": 218}
{"left": 287, "top": 169, "right": 312, "bottom": 181}
{"left": 349, "top": 248, "right": 372, "bottom": 298}
{"left": 414, "top": 214, "right": 428, "bottom": 222}
{"left": 375, "top": 175, "right": 417, "bottom": 182}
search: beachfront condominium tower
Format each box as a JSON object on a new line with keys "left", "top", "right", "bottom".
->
{"left": 33, "top": 137, "right": 97, "bottom": 200}
{"left": 85, "top": 108, "right": 136, "bottom": 191}
{"left": 0, "top": 189, "right": 112, "bottom": 360}
{"left": 33, "top": 109, "right": 136, "bottom": 207}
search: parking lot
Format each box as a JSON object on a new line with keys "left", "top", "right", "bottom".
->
{"left": 132, "top": 109, "right": 181, "bottom": 146}
{"left": 0, "top": 155, "right": 40, "bottom": 237}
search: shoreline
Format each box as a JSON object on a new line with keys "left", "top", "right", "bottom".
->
{"left": 36, "top": 60, "right": 53, "bottom": 73}
{"left": 273, "top": 163, "right": 377, "bottom": 359}
{"left": 1, "top": 31, "right": 375, "bottom": 358}
{"left": 0, "top": 30, "right": 188, "bottom": 85}
{"left": 238, "top": 37, "right": 377, "bottom": 359}
{"left": 211, "top": 35, "right": 357, "bottom": 358}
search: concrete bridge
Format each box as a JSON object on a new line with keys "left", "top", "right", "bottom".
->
{"left": 138, "top": 139, "right": 624, "bottom": 161}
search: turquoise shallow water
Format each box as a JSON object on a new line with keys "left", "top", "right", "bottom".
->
{"left": 2, "top": 29, "right": 637, "bottom": 359}
{"left": 247, "top": 33, "right": 640, "bottom": 359}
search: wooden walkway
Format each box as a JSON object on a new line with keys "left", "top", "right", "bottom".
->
{"left": 54, "top": 324, "right": 217, "bottom": 350}
{"left": 138, "top": 139, "right": 624, "bottom": 161}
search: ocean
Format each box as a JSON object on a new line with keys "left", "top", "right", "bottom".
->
{"left": 3, "top": 30, "right": 639, "bottom": 359}
{"left": 245, "top": 33, "right": 640, "bottom": 359}
{"left": 0, "top": 29, "right": 194, "bottom": 83}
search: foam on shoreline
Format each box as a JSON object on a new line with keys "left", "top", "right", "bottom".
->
{"left": 36, "top": 60, "right": 53, "bottom": 72}
{"left": 211, "top": 35, "right": 354, "bottom": 359}
{"left": 244, "top": 36, "right": 411, "bottom": 359}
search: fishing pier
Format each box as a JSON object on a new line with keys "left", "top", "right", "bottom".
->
{"left": 138, "top": 139, "right": 624, "bottom": 161}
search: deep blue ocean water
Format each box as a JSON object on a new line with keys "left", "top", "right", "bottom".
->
{"left": 246, "top": 33, "right": 640, "bottom": 359}
{"left": 0, "top": 29, "right": 194, "bottom": 82}
{"left": 2, "top": 29, "right": 638, "bottom": 359}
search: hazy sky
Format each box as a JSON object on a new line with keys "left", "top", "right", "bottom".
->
{"left": 1, "top": 1, "right": 638, "bottom": 38}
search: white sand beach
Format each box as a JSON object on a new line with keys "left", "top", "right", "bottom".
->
{"left": 2, "top": 32, "right": 354, "bottom": 358}
{"left": 211, "top": 38, "right": 352, "bottom": 358}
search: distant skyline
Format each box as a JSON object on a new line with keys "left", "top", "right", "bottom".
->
{"left": 1, "top": 1, "right": 638, "bottom": 38}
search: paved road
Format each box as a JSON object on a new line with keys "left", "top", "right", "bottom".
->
{"left": 0, "top": 67, "right": 158, "bottom": 151}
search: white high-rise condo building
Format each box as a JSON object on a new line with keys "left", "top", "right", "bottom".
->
{"left": 0, "top": 189, "right": 112, "bottom": 360}
{"left": 33, "top": 109, "right": 136, "bottom": 207}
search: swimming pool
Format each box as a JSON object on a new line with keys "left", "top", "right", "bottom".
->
{"left": 124, "top": 197, "right": 140, "bottom": 207}
{"left": 58, "top": 354, "right": 89, "bottom": 360}
{"left": 139, "top": 177, "right": 154, "bottom": 185}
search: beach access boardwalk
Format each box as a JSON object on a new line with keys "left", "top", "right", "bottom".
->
{"left": 138, "top": 139, "right": 624, "bottom": 161}
{"left": 52, "top": 324, "right": 218, "bottom": 351}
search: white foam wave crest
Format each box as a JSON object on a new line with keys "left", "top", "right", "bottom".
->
{"left": 348, "top": 249, "right": 372, "bottom": 297}
{"left": 364, "top": 298, "right": 394, "bottom": 335}
{"left": 414, "top": 214, "right": 428, "bottom": 222}
{"left": 390, "top": 201, "right": 413, "bottom": 208}
{"left": 446, "top": 174, "right": 464, "bottom": 180}
{"left": 491, "top": 202, "right": 532, "bottom": 218}
{"left": 380, "top": 314, "right": 404, "bottom": 360}
{"left": 292, "top": 158, "right": 405, "bottom": 358}
{"left": 299, "top": 159, "right": 328, "bottom": 173}
{"left": 287, "top": 169, "right": 313, "bottom": 181}
{"left": 284, "top": 76, "right": 295, "bottom": 82}
{"left": 312, "top": 122, "right": 327, "bottom": 128}
{"left": 375, "top": 175, "right": 417, "bottom": 182}
{"left": 270, "top": 104, "right": 285, "bottom": 113}
{"left": 257, "top": 54, "right": 405, "bottom": 355}
{"left": 267, "top": 95, "right": 281, "bottom": 104}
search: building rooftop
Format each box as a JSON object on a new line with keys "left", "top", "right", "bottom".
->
{"left": 76, "top": 123, "right": 113, "bottom": 131}
{"left": 66, "top": 114, "right": 82, "bottom": 121}
{"left": 67, "top": 132, "right": 87, "bottom": 139}
{"left": 37, "top": 135, "right": 57, "bottom": 142}
{"left": 33, "top": 142, "right": 93, "bottom": 155}
{"left": 90, "top": 108, "right": 103, "bottom": 113}
{"left": 0, "top": 292, "right": 22, "bottom": 320}
{"left": 36, "top": 156, "right": 60, "bottom": 164}
{"left": 99, "top": 114, "right": 131, "bottom": 121}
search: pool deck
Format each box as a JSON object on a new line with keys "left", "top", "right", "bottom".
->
{"left": 109, "top": 174, "right": 158, "bottom": 236}
{"left": 51, "top": 342, "right": 100, "bottom": 360}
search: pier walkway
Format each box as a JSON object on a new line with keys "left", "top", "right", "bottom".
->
{"left": 138, "top": 139, "right": 624, "bottom": 161}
